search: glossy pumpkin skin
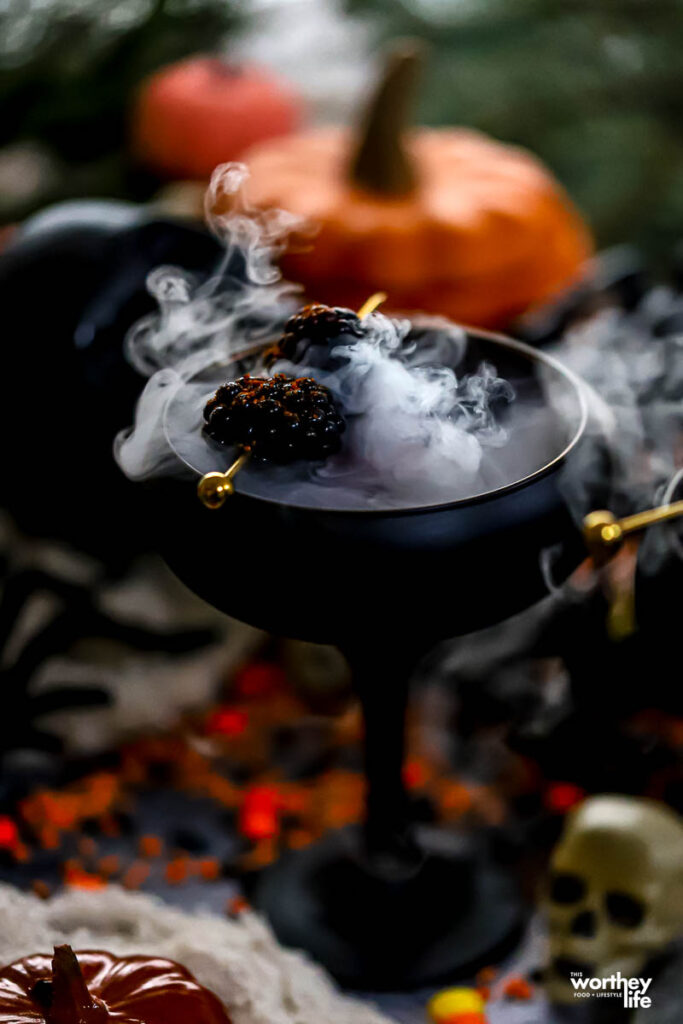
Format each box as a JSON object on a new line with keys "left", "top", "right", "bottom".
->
{"left": 242, "top": 126, "right": 593, "bottom": 327}
{"left": 132, "top": 56, "right": 303, "bottom": 180}
{"left": 0, "top": 950, "right": 230, "bottom": 1024}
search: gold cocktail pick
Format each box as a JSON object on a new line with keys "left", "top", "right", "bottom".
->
{"left": 197, "top": 293, "right": 388, "bottom": 510}
{"left": 197, "top": 452, "right": 249, "bottom": 510}
{"left": 583, "top": 500, "right": 683, "bottom": 566}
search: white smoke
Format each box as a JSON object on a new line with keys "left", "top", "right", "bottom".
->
{"left": 263, "top": 319, "right": 514, "bottom": 507}
{"left": 116, "top": 164, "right": 303, "bottom": 480}
{"left": 116, "top": 163, "right": 518, "bottom": 511}
{"left": 549, "top": 301, "right": 683, "bottom": 521}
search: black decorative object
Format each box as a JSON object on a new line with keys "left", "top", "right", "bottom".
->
{"left": 0, "top": 201, "right": 224, "bottom": 759}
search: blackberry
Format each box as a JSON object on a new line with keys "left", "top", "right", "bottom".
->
{"left": 264, "top": 303, "right": 364, "bottom": 369}
{"left": 203, "top": 374, "right": 346, "bottom": 464}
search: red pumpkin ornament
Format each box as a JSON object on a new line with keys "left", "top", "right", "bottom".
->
{"left": 132, "top": 56, "right": 303, "bottom": 180}
{"left": 240, "top": 42, "right": 593, "bottom": 328}
{"left": 0, "top": 944, "right": 230, "bottom": 1024}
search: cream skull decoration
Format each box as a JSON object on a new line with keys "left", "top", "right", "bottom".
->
{"left": 545, "top": 795, "right": 683, "bottom": 1002}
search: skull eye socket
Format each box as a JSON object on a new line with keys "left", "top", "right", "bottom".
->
{"left": 605, "top": 891, "right": 645, "bottom": 928}
{"left": 550, "top": 872, "right": 586, "bottom": 904}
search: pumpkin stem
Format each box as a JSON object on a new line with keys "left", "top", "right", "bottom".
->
{"left": 349, "top": 39, "right": 424, "bottom": 197}
{"left": 43, "top": 946, "right": 109, "bottom": 1024}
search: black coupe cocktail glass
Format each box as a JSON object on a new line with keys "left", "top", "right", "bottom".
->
{"left": 146, "top": 327, "right": 588, "bottom": 988}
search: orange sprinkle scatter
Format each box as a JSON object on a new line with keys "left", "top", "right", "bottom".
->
{"left": 241, "top": 837, "right": 277, "bottom": 869}
{"left": 476, "top": 967, "right": 498, "bottom": 986}
{"left": 0, "top": 816, "right": 18, "bottom": 848}
{"left": 437, "top": 780, "right": 473, "bottom": 818}
{"left": 78, "top": 837, "right": 97, "bottom": 859}
{"left": 403, "top": 759, "right": 428, "bottom": 790}
{"left": 139, "top": 834, "right": 164, "bottom": 859}
{"left": 286, "top": 828, "right": 313, "bottom": 850}
{"left": 38, "top": 826, "right": 60, "bottom": 851}
{"left": 122, "top": 862, "right": 151, "bottom": 890}
{"left": 12, "top": 841, "right": 30, "bottom": 863}
{"left": 20, "top": 772, "right": 122, "bottom": 862}
{"left": 227, "top": 895, "right": 250, "bottom": 917}
{"left": 198, "top": 857, "right": 221, "bottom": 881}
{"left": 239, "top": 786, "right": 279, "bottom": 841}
{"left": 234, "top": 662, "right": 286, "bottom": 699}
{"left": 544, "top": 782, "right": 586, "bottom": 815}
{"left": 440, "top": 1015, "right": 487, "bottom": 1024}
{"left": 99, "top": 814, "right": 121, "bottom": 837}
{"left": 503, "top": 976, "right": 533, "bottom": 1001}
{"left": 31, "top": 880, "right": 51, "bottom": 900}
{"left": 63, "top": 866, "right": 107, "bottom": 891}
{"left": 97, "top": 854, "right": 121, "bottom": 878}
{"left": 206, "top": 708, "right": 249, "bottom": 738}
{"left": 165, "top": 857, "right": 190, "bottom": 885}
{"left": 475, "top": 986, "right": 491, "bottom": 1003}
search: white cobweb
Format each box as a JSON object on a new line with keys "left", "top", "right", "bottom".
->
{"left": 0, "top": 885, "right": 394, "bottom": 1024}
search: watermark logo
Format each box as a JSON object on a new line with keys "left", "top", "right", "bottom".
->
{"left": 570, "top": 972, "right": 652, "bottom": 1009}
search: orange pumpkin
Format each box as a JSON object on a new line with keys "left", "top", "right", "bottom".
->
{"left": 132, "top": 56, "right": 303, "bottom": 181}
{"left": 240, "top": 43, "right": 593, "bottom": 328}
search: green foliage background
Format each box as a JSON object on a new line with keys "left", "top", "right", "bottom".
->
{"left": 1, "top": 0, "right": 682, "bottom": 257}
{"left": 0, "top": 0, "right": 240, "bottom": 217}
{"left": 348, "top": 0, "right": 683, "bottom": 258}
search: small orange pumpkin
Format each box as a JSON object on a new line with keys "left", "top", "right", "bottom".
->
{"left": 240, "top": 42, "right": 593, "bottom": 328}
{"left": 132, "top": 56, "right": 303, "bottom": 181}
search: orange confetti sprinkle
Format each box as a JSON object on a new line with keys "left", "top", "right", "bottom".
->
{"left": 206, "top": 707, "right": 249, "bottom": 738}
{"left": 12, "top": 841, "right": 30, "bottom": 863}
{"left": 439, "top": 1015, "right": 486, "bottom": 1024}
{"left": 503, "top": 976, "right": 533, "bottom": 1001}
{"left": 438, "top": 780, "right": 473, "bottom": 817}
{"left": 234, "top": 662, "right": 286, "bottom": 699}
{"left": 476, "top": 967, "right": 498, "bottom": 986}
{"left": 99, "top": 814, "right": 121, "bottom": 837}
{"left": 165, "top": 857, "right": 190, "bottom": 885}
{"left": 286, "top": 828, "right": 313, "bottom": 850}
{"left": 97, "top": 854, "right": 121, "bottom": 878}
{"left": 64, "top": 866, "right": 107, "bottom": 891}
{"left": 38, "top": 826, "right": 60, "bottom": 850}
{"left": 122, "top": 862, "right": 151, "bottom": 890}
{"left": 0, "top": 816, "right": 18, "bottom": 848}
{"left": 198, "top": 857, "right": 221, "bottom": 881}
{"left": 21, "top": 774, "right": 120, "bottom": 834}
{"left": 78, "top": 837, "right": 97, "bottom": 859}
{"left": 139, "top": 834, "right": 164, "bottom": 859}
{"left": 31, "top": 880, "right": 51, "bottom": 900}
{"left": 402, "top": 759, "right": 428, "bottom": 790}
{"left": 227, "top": 895, "right": 250, "bottom": 917}
{"left": 440, "top": 1016, "right": 486, "bottom": 1024}
{"left": 239, "top": 786, "right": 280, "bottom": 841}
{"left": 544, "top": 782, "right": 586, "bottom": 815}
{"left": 240, "top": 837, "right": 277, "bottom": 870}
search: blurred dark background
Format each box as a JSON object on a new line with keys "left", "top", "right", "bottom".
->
{"left": 1, "top": 0, "right": 682, "bottom": 259}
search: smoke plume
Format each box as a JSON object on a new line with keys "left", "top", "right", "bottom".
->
{"left": 116, "top": 163, "right": 517, "bottom": 510}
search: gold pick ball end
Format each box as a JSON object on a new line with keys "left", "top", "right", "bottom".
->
{"left": 198, "top": 472, "right": 233, "bottom": 510}
{"left": 583, "top": 510, "right": 624, "bottom": 560}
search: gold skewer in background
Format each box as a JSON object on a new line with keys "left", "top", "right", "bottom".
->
{"left": 357, "top": 291, "right": 387, "bottom": 319}
{"left": 197, "top": 293, "right": 388, "bottom": 509}
{"left": 584, "top": 500, "right": 683, "bottom": 565}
